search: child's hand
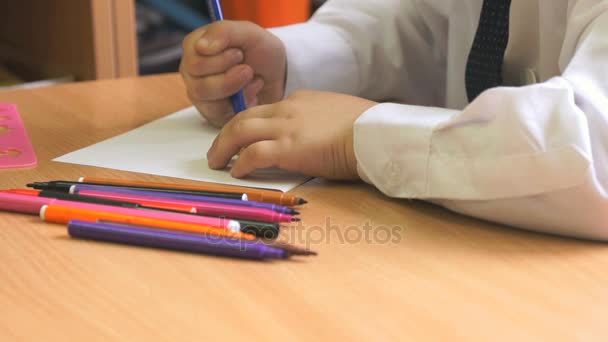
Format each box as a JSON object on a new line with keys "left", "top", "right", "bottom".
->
{"left": 180, "top": 21, "right": 287, "bottom": 127}
{"left": 206, "top": 90, "right": 378, "bottom": 180}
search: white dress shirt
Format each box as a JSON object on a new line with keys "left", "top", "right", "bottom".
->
{"left": 270, "top": 0, "right": 608, "bottom": 240}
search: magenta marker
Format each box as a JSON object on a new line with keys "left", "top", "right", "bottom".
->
{"left": 73, "top": 189, "right": 296, "bottom": 223}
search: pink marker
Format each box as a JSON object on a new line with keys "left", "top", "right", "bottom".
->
{"left": 74, "top": 189, "right": 296, "bottom": 223}
{"left": 0, "top": 191, "right": 53, "bottom": 214}
{"left": 0, "top": 192, "right": 240, "bottom": 232}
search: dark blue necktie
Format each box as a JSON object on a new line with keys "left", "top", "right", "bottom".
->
{"left": 465, "top": 0, "right": 512, "bottom": 102}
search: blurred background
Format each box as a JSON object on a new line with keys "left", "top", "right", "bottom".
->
{"left": 0, "top": 0, "right": 327, "bottom": 91}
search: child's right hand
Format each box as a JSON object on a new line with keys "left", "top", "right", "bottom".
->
{"left": 180, "top": 21, "right": 287, "bottom": 127}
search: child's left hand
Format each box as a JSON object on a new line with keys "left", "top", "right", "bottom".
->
{"left": 206, "top": 90, "right": 378, "bottom": 179}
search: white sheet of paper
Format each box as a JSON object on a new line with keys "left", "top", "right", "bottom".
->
{"left": 54, "top": 106, "right": 310, "bottom": 192}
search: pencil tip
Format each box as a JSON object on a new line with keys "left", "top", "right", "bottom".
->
{"left": 292, "top": 211, "right": 301, "bottom": 215}
{"left": 298, "top": 198, "right": 308, "bottom": 205}
{"left": 291, "top": 217, "right": 301, "bottom": 222}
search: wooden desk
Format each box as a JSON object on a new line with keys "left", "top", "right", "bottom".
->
{"left": 1, "top": 74, "right": 607, "bottom": 340}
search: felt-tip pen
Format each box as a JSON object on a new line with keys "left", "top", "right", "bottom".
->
{"left": 206, "top": 0, "right": 247, "bottom": 114}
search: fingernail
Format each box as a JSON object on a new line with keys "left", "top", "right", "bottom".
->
{"left": 207, "top": 152, "right": 217, "bottom": 168}
{"left": 232, "top": 49, "right": 244, "bottom": 63}
{"left": 230, "top": 168, "right": 244, "bottom": 179}
{"left": 199, "top": 38, "right": 211, "bottom": 49}
{"left": 247, "top": 97, "right": 258, "bottom": 108}
{"left": 239, "top": 66, "right": 252, "bottom": 81}
{"left": 198, "top": 37, "right": 219, "bottom": 53}
{"left": 210, "top": 137, "right": 218, "bottom": 151}
{"left": 251, "top": 79, "right": 264, "bottom": 93}
{"left": 208, "top": 139, "right": 219, "bottom": 158}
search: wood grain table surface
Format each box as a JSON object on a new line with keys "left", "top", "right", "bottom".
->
{"left": 0, "top": 74, "right": 607, "bottom": 341}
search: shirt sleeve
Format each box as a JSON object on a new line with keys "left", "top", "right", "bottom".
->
{"left": 269, "top": 0, "right": 449, "bottom": 106}
{"left": 355, "top": 6, "right": 608, "bottom": 240}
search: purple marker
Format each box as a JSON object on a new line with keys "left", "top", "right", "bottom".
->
{"left": 67, "top": 220, "right": 290, "bottom": 260}
{"left": 70, "top": 184, "right": 298, "bottom": 215}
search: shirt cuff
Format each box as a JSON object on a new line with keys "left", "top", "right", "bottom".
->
{"left": 354, "top": 84, "right": 592, "bottom": 200}
{"left": 268, "top": 23, "right": 360, "bottom": 97}
{"left": 354, "top": 103, "right": 457, "bottom": 197}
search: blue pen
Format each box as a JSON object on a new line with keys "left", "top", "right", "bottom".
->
{"left": 206, "top": 0, "right": 247, "bottom": 114}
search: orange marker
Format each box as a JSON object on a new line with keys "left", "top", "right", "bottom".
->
{"left": 40, "top": 204, "right": 256, "bottom": 240}
{"left": 78, "top": 177, "right": 307, "bottom": 206}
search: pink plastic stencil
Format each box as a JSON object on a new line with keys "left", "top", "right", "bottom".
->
{"left": 0, "top": 103, "right": 37, "bottom": 169}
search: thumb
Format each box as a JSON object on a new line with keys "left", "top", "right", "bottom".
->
{"left": 195, "top": 21, "right": 263, "bottom": 56}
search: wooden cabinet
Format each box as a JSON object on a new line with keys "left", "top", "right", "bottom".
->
{"left": 0, "top": 0, "right": 138, "bottom": 82}
{"left": 0, "top": 0, "right": 320, "bottom": 85}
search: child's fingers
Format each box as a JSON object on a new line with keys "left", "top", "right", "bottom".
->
{"left": 183, "top": 26, "right": 210, "bottom": 55}
{"left": 237, "top": 102, "right": 277, "bottom": 119}
{"left": 187, "top": 64, "right": 254, "bottom": 101}
{"left": 197, "top": 100, "right": 275, "bottom": 126}
{"left": 195, "top": 21, "right": 261, "bottom": 56}
{"left": 184, "top": 48, "right": 244, "bottom": 77}
{"left": 188, "top": 78, "right": 268, "bottom": 127}
{"left": 243, "top": 78, "right": 265, "bottom": 106}
{"left": 230, "top": 140, "right": 282, "bottom": 178}
{"left": 190, "top": 97, "right": 233, "bottom": 127}
{"left": 207, "top": 117, "right": 281, "bottom": 169}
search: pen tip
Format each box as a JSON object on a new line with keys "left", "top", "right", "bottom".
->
{"left": 291, "top": 249, "right": 317, "bottom": 256}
